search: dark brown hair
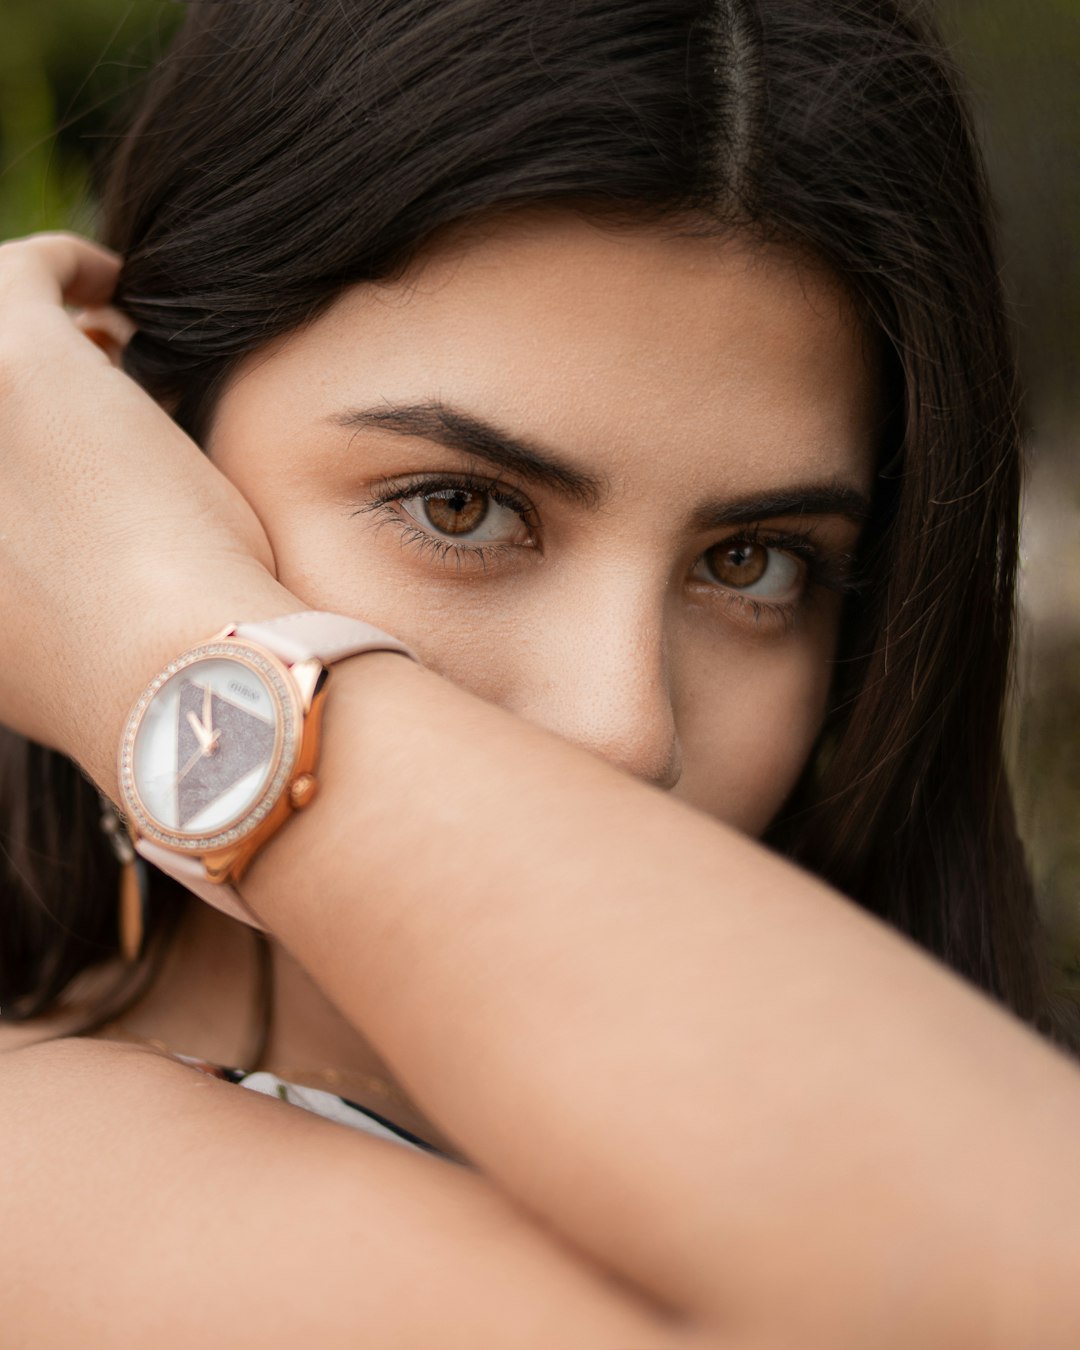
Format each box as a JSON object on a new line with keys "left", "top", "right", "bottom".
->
{"left": 3, "top": 0, "right": 1071, "bottom": 1050}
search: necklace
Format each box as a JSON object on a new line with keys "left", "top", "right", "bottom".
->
{"left": 99, "top": 1021, "right": 419, "bottom": 1112}
{"left": 97, "top": 926, "right": 420, "bottom": 1113}
{"left": 248, "top": 1060, "right": 419, "bottom": 1112}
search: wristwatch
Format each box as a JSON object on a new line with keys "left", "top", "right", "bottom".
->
{"left": 116, "top": 610, "right": 418, "bottom": 930}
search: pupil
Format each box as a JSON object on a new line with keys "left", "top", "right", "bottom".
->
{"left": 425, "top": 490, "right": 488, "bottom": 535}
{"left": 708, "top": 541, "right": 767, "bottom": 588}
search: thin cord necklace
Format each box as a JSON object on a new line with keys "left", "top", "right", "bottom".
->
{"left": 109, "top": 928, "right": 419, "bottom": 1115}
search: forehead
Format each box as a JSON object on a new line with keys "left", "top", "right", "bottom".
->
{"left": 222, "top": 210, "right": 879, "bottom": 499}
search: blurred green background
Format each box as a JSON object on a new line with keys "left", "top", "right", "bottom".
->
{"left": 1, "top": 0, "right": 1077, "bottom": 996}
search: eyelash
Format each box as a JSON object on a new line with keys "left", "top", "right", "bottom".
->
{"left": 354, "top": 472, "right": 859, "bottom": 630}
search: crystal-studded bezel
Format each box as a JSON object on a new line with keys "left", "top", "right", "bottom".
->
{"left": 118, "top": 639, "right": 302, "bottom": 852}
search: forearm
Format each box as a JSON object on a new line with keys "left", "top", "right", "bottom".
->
{"left": 228, "top": 649, "right": 1080, "bottom": 1348}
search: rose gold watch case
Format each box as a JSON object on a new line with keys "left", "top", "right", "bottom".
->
{"left": 117, "top": 627, "right": 328, "bottom": 886}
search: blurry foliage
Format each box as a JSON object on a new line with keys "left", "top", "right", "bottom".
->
{"left": 0, "top": 0, "right": 1077, "bottom": 983}
{"left": 939, "top": 0, "right": 1080, "bottom": 426}
{"left": 0, "top": 0, "right": 179, "bottom": 237}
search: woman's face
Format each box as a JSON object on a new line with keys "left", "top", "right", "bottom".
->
{"left": 206, "top": 211, "right": 877, "bottom": 834}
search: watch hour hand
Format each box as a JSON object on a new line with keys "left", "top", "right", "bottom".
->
{"left": 186, "top": 709, "right": 222, "bottom": 755}
{"left": 186, "top": 709, "right": 212, "bottom": 751}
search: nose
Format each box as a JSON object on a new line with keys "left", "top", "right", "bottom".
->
{"left": 507, "top": 582, "right": 683, "bottom": 793}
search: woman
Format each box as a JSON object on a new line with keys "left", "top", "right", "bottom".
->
{"left": 1, "top": 1, "right": 1077, "bottom": 1345}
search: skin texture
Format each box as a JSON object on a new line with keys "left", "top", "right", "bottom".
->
{"left": 94, "top": 211, "right": 877, "bottom": 1138}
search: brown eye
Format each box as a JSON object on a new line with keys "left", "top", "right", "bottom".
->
{"left": 703, "top": 541, "right": 769, "bottom": 588}
{"left": 397, "top": 483, "right": 532, "bottom": 548}
{"left": 421, "top": 489, "right": 489, "bottom": 535}
{"left": 691, "top": 540, "right": 804, "bottom": 600}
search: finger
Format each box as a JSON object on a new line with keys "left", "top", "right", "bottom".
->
{"left": 0, "top": 232, "right": 122, "bottom": 310}
{"left": 73, "top": 306, "right": 139, "bottom": 364}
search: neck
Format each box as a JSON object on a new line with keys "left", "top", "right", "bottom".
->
{"left": 91, "top": 899, "right": 461, "bottom": 1158}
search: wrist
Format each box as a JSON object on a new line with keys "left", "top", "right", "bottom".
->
{"left": 234, "top": 645, "right": 432, "bottom": 929}
{"left": 109, "top": 602, "right": 420, "bottom": 935}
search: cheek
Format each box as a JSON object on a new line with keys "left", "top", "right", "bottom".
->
{"left": 226, "top": 490, "right": 518, "bottom": 686}
{"left": 245, "top": 496, "right": 433, "bottom": 634}
{"left": 674, "top": 624, "right": 837, "bottom": 836}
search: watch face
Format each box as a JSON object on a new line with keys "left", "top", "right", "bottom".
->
{"left": 119, "top": 641, "right": 301, "bottom": 850}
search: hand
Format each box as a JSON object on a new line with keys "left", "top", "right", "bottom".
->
{"left": 186, "top": 708, "right": 220, "bottom": 755}
{"left": 177, "top": 738, "right": 208, "bottom": 783}
{"left": 0, "top": 232, "right": 300, "bottom": 794}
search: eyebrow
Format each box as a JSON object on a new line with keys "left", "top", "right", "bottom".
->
{"left": 328, "top": 399, "right": 871, "bottom": 527}
{"left": 688, "top": 485, "right": 870, "bottom": 532}
{"left": 329, "top": 400, "right": 606, "bottom": 509}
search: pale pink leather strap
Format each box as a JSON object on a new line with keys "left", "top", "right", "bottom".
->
{"left": 139, "top": 612, "right": 418, "bottom": 930}
{"left": 136, "top": 837, "right": 269, "bottom": 929}
{"left": 234, "top": 611, "right": 418, "bottom": 666}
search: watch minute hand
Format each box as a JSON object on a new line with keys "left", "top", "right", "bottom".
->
{"left": 177, "top": 743, "right": 205, "bottom": 782}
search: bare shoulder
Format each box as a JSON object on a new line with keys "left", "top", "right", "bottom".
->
{"left": 0, "top": 1036, "right": 709, "bottom": 1350}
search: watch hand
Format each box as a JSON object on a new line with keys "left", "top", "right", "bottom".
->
{"left": 177, "top": 743, "right": 205, "bottom": 782}
{"left": 186, "top": 709, "right": 211, "bottom": 751}
{"left": 203, "top": 681, "right": 213, "bottom": 737}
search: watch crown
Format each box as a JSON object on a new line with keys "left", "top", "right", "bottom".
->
{"left": 289, "top": 773, "right": 318, "bottom": 810}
